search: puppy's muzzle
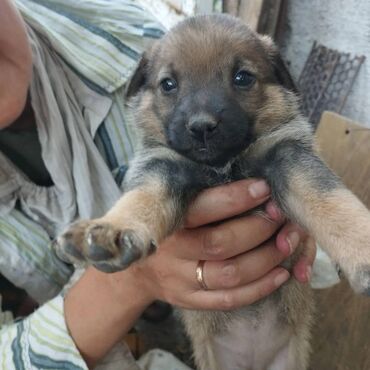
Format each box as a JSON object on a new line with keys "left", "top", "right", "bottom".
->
{"left": 187, "top": 113, "right": 219, "bottom": 142}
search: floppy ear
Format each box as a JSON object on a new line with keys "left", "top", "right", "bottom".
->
{"left": 272, "top": 53, "right": 299, "bottom": 94}
{"left": 125, "top": 54, "right": 148, "bottom": 99}
{"left": 259, "top": 35, "right": 298, "bottom": 94}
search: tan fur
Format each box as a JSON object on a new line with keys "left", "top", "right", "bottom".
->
{"left": 103, "top": 182, "right": 174, "bottom": 247}
{"left": 56, "top": 14, "right": 370, "bottom": 370}
{"left": 286, "top": 177, "right": 370, "bottom": 293}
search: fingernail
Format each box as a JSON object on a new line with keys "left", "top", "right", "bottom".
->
{"left": 305, "top": 266, "right": 312, "bottom": 282}
{"left": 249, "top": 180, "right": 270, "bottom": 199}
{"left": 274, "top": 270, "right": 290, "bottom": 287}
{"left": 287, "top": 231, "right": 300, "bottom": 254}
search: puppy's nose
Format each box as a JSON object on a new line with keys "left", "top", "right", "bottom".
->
{"left": 187, "top": 115, "right": 218, "bottom": 141}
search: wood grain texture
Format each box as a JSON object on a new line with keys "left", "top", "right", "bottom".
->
{"left": 223, "top": 0, "right": 283, "bottom": 38}
{"left": 309, "top": 111, "right": 370, "bottom": 370}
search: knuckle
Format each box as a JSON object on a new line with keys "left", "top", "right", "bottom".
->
{"left": 203, "top": 228, "right": 230, "bottom": 258}
{"left": 156, "top": 269, "right": 170, "bottom": 284}
{"left": 255, "top": 282, "right": 274, "bottom": 302}
{"left": 219, "top": 183, "right": 247, "bottom": 210}
{"left": 220, "top": 262, "right": 240, "bottom": 288}
{"left": 219, "top": 183, "right": 237, "bottom": 203}
{"left": 220, "top": 292, "right": 236, "bottom": 310}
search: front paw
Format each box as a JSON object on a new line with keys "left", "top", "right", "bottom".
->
{"left": 54, "top": 220, "right": 157, "bottom": 273}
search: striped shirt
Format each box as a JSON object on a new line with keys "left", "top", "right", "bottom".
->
{"left": 0, "top": 1, "right": 171, "bottom": 368}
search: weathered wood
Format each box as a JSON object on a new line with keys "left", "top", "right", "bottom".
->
{"left": 226, "top": 0, "right": 283, "bottom": 38}
{"left": 315, "top": 111, "right": 370, "bottom": 206}
{"left": 258, "top": 0, "right": 282, "bottom": 36}
{"left": 310, "top": 111, "right": 370, "bottom": 370}
{"left": 238, "top": 0, "right": 264, "bottom": 32}
{"left": 222, "top": 0, "right": 240, "bottom": 16}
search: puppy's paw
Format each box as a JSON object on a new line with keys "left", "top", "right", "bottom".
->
{"left": 54, "top": 220, "right": 157, "bottom": 272}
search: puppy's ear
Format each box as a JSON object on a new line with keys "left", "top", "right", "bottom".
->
{"left": 125, "top": 54, "right": 148, "bottom": 99}
{"left": 259, "top": 35, "right": 298, "bottom": 94}
{"left": 272, "top": 53, "right": 298, "bottom": 94}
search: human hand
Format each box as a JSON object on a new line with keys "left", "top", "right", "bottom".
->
{"left": 128, "top": 179, "right": 316, "bottom": 310}
{"left": 65, "top": 179, "right": 316, "bottom": 365}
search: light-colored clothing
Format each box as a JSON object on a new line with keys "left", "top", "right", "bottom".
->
{"left": 0, "top": 1, "right": 188, "bottom": 369}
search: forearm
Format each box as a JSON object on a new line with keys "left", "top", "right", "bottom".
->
{"left": 64, "top": 267, "right": 152, "bottom": 368}
{"left": 0, "top": 0, "right": 32, "bottom": 128}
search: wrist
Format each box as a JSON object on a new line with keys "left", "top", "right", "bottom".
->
{"left": 103, "top": 265, "right": 155, "bottom": 309}
{"left": 64, "top": 267, "right": 152, "bottom": 367}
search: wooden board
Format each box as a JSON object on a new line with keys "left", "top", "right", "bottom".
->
{"left": 315, "top": 111, "right": 370, "bottom": 206}
{"left": 309, "top": 111, "right": 370, "bottom": 370}
{"left": 223, "top": 0, "right": 283, "bottom": 38}
{"left": 238, "top": 0, "right": 264, "bottom": 32}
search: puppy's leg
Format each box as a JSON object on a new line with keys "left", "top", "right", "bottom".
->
{"left": 55, "top": 151, "right": 200, "bottom": 272}
{"left": 264, "top": 140, "right": 370, "bottom": 294}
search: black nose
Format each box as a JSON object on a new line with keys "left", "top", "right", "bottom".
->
{"left": 187, "top": 116, "right": 218, "bottom": 141}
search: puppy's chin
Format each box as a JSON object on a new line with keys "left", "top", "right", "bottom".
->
{"left": 171, "top": 143, "right": 247, "bottom": 167}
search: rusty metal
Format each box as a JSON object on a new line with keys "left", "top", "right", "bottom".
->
{"left": 298, "top": 42, "right": 365, "bottom": 127}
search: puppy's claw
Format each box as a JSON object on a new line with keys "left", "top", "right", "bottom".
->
{"left": 87, "top": 244, "right": 115, "bottom": 261}
{"left": 53, "top": 235, "right": 84, "bottom": 264}
{"left": 54, "top": 221, "right": 148, "bottom": 272}
{"left": 86, "top": 225, "right": 116, "bottom": 261}
{"left": 91, "top": 231, "right": 142, "bottom": 273}
{"left": 118, "top": 230, "right": 143, "bottom": 265}
{"left": 92, "top": 262, "right": 124, "bottom": 273}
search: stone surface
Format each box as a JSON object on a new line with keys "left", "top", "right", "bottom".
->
{"left": 280, "top": 0, "right": 370, "bottom": 126}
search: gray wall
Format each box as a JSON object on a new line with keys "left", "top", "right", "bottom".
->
{"left": 280, "top": 0, "right": 370, "bottom": 126}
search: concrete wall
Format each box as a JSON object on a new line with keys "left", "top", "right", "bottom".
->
{"left": 280, "top": 0, "right": 370, "bottom": 126}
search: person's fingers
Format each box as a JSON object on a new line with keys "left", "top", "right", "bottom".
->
{"left": 275, "top": 222, "right": 308, "bottom": 256}
{"left": 172, "top": 213, "right": 284, "bottom": 261}
{"left": 293, "top": 237, "right": 317, "bottom": 283}
{"left": 184, "top": 179, "right": 270, "bottom": 228}
{"left": 179, "top": 268, "right": 290, "bottom": 310}
{"left": 202, "top": 240, "right": 288, "bottom": 290}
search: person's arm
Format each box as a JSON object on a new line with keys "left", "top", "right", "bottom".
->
{"left": 0, "top": 294, "right": 88, "bottom": 370}
{"left": 64, "top": 179, "right": 315, "bottom": 368}
{"left": 64, "top": 266, "right": 151, "bottom": 368}
{"left": 0, "top": 0, "right": 32, "bottom": 129}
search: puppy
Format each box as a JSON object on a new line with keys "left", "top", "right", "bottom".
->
{"left": 56, "top": 14, "right": 370, "bottom": 369}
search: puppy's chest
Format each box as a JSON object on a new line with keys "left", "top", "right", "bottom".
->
{"left": 180, "top": 158, "right": 255, "bottom": 191}
{"left": 206, "top": 299, "right": 291, "bottom": 370}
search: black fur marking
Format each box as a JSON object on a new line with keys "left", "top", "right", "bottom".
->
{"left": 141, "top": 158, "right": 206, "bottom": 197}
{"left": 164, "top": 88, "right": 255, "bottom": 166}
{"left": 125, "top": 56, "right": 148, "bottom": 99}
{"left": 256, "top": 140, "right": 340, "bottom": 212}
{"left": 272, "top": 54, "right": 298, "bottom": 94}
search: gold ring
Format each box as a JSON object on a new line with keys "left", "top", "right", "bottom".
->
{"left": 196, "top": 260, "right": 208, "bottom": 290}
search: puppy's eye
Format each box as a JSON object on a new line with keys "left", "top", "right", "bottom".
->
{"left": 233, "top": 70, "right": 256, "bottom": 89}
{"left": 160, "top": 78, "right": 178, "bottom": 93}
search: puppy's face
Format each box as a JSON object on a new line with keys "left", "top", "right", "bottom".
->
{"left": 127, "top": 15, "right": 298, "bottom": 167}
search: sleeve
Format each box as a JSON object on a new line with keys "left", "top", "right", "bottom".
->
{"left": 0, "top": 294, "right": 88, "bottom": 370}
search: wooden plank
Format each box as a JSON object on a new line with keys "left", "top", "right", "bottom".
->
{"left": 226, "top": 0, "right": 283, "bottom": 38}
{"left": 238, "top": 0, "right": 264, "bottom": 32}
{"left": 309, "top": 111, "right": 370, "bottom": 370}
{"left": 315, "top": 111, "right": 370, "bottom": 206}
{"left": 258, "top": 0, "right": 282, "bottom": 37}
{"left": 222, "top": 0, "right": 240, "bottom": 16}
